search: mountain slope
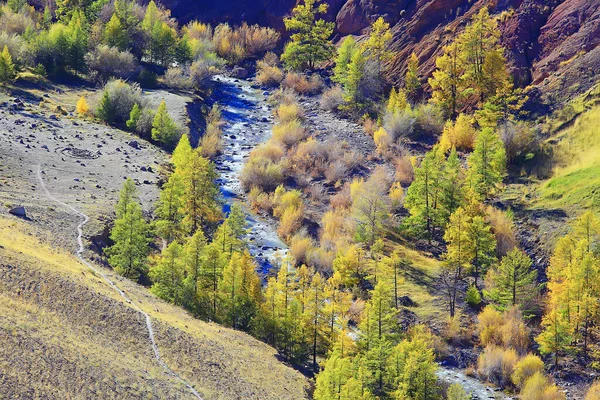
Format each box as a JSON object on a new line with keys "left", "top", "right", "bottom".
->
{"left": 0, "top": 216, "right": 310, "bottom": 399}
{"left": 164, "top": 0, "right": 600, "bottom": 105}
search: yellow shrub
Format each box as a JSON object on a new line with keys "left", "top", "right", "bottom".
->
{"left": 586, "top": 382, "right": 600, "bottom": 400}
{"left": 373, "top": 127, "right": 392, "bottom": 154}
{"left": 512, "top": 354, "right": 545, "bottom": 388}
{"left": 76, "top": 96, "right": 89, "bottom": 115}
{"left": 282, "top": 72, "right": 323, "bottom": 95}
{"left": 389, "top": 182, "right": 404, "bottom": 209}
{"left": 251, "top": 141, "right": 285, "bottom": 162}
{"left": 200, "top": 123, "right": 222, "bottom": 157}
{"left": 477, "top": 305, "right": 503, "bottom": 347}
{"left": 289, "top": 234, "right": 313, "bottom": 265}
{"left": 272, "top": 120, "right": 307, "bottom": 148}
{"left": 248, "top": 187, "right": 273, "bottom": 212}
{"left": 276, "top": 102, "right": 302, "bottom": 123}
{"left": 521, "top": 372, "right": 564, "bottom": 400}
{"left": 277, "top": 206, "right": 303, "bottom": 239}
{"left": 439, "top": 113, "right": 477, "bottom": 151}
{"left": 272, "top": 185, "right": 303, "bottom": 218}
{"left": 477, "top": 346, "right": 518, "bottom": 387}
{"left": 394, "top": 155, "right": 415, "bottom": 185}
{"left": 256, "top": 61, "right": 284, "bottom": 87}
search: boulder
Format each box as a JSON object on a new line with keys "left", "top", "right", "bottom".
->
{"left": 9, "top": 206, "right": 27, "bottom": 218}
{"left": 231, "top": 67, "right": 249, "bottom": 79}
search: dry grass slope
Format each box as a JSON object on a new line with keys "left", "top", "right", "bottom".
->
{"left": 0, "top": 217, "right": 310, "bottom": 400}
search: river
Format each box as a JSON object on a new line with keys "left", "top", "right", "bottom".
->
{"left": 210, "top": 75, "right": 511, "bottom": 399}
{"left": 210, "top": 75, "right": 287, "bottom": 275}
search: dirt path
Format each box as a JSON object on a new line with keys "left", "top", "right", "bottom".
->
{"left": 36, "top": 164, "right": 203, "bottom": 400}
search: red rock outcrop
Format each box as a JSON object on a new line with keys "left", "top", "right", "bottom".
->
{"left": 163, "top": 0, "right": 600, "bottom": 104}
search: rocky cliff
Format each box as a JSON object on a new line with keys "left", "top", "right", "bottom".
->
{"left": 165, "top": 0, "right": 600, "bottom": 105}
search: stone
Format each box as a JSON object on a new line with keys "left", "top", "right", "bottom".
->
{"left": 9, "top": 206, "right": 27, "bottom": 218}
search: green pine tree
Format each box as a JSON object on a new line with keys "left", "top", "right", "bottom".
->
{"left": 152, "top": 100, "right": 180, "bottom": 146}
{"left": 106, "top": 179, "right": 150, "bottom": 281}
{"left": 281, "top": 0, "right": 335, "bottom": 70}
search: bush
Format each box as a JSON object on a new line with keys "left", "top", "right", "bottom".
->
{"left": 251, "top": 142, "right": 285, "bottom": 163}
{"left": 394, "top": 155, "right": 414, "bottom": 185}
{"left": 96, "top": 79, "right": 144, "bottom": 125}
{"left": 414, "top": 103, "right": 444, "bottom": 138}
{"left": 272, "top": 186, "right": 303, "bottom": 218}
{"left": 512, "top": 354, "right": 545, "bottom": 388}
{"left": 439, "top": 113, "right": 477, "bottom": 151}
{"left": 85, "top": 45, "right": 137, "bottom": 83}
{"left": 76, "top": 96, "right": 89, "bottom": 115}
{"left": 276, "top": 102, "right": 303, "bottom": 123}
{"left": 272, "top": 119, "right": 307, "bottom": 148}
{"left": 0, "top": 32, "right": 29, "bottom": 67}
{"left": 248, "top": 187, "right": 273, "bottom": 212}
{"left": 383, "top": 107, "right": 417, "bottom": 140}
{"left": 373, "top": 127, "right": 392, "bottom": 155}
{"left": 520, "top": 372, "right": 564, "bottom": 400}
{"left": 320, "top": 85, "right": 344, "bottom": 111}
{"left": 0, "top": 7, "right": 34, "bottom": 35}
{"left": 190, "top": 58, "right": 221, "bottom": 89}
{"left": 240, "top": 156, "right": 284, "bottom": 192}
{"left": 466, "top": 284, "right": 482, "bottom": 307}
{"left": 290, "top": 233, "right": 313, "bottom": 265}
{"left": 163, "top": 66, "right": 193, "bottom": 90}
{"left": 213, "top": 22, "right": 279, "bottom": 63}
{"left": 477, "top": 346, "right": 518, "bottom": 387}
{"left": 485, "top": 206, "right": 516, "bottom": 258}
{"left": 282, "top": 72, "right": 324, "bottom": 95}
{"left": 256, "top": 53, "right": 284, "bottom": 87}
{"left": 478, "top": 305, "right": 504, "bottom": 347}
{"left": 586, "top": 382, "right": 600, "bottom": 400}
{"left": 277, "top": 206, "right": 304, "bottom": 239}
{"left": 200, "top": 123, "right": 222, "bottom": 157}
{"left": 388, "top": 182, "right": 404, "bottom": 209}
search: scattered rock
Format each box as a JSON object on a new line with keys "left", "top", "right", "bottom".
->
{"left": 9, "top": 206, "right": 27, "bottom": 218}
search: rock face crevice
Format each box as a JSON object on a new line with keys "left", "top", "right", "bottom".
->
{"left": 163, "top": 0, "right": 600, "bottom": 104}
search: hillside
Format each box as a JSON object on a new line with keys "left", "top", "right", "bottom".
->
{"left": 0, "top": 215, "right": 310, "bottom": 399}
{"left": 163, "top": 0, "right": 600, "bottom": 104}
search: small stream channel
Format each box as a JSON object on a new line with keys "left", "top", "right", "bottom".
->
{"left": 209, "top": 75, "right": 511, "bottom": 399}
{"left": 210, "top": 75, "right": 287, "bottom": 275}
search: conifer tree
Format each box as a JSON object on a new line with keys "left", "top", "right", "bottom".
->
{"left": 441, "top": 208, "right": 471, "bottom": 318}
{"left": 76, "top": 96, "right": 89, "bottom": 115}
{"left": 306, "top": 272, "right": 327, "bottom": 370}
{"left": 150, "top": 241, "right": 185, "bottom": 304}
{"left": 172, "top": 134, "right": 193, "bottom": 170}
{"left": 181, "top": 149, "right": 221, "bottom": 235}
{"left": 360, "top": 280, "right": 396, "bottom": 395}
{"left": 429, "top": 41, "right": 464, "bottom": 119}
{"left": 404, "top": 145, "right": 446, "bottom": 241}
{"left": 536, "top": 305, "right": 573, "bottom": 369}
{"left": 0, "top": 45, "right": 16, "bottom": 84}
{"left": 467, "top": 215, "right": 497, "bottom": 287}
{"left": 364, "top": 17, "right": 392, "bottom": 79}
{"left": 386, "top": 88, "right": 408, "bottom": 115}
{"left": 104, "top": 13, "right": 128, "bottom": 50}
{"left": 155, "top": 171, "right": 185, "bottom": 244}
{"left": 466, "top": 127, "right": 506, "bottom": 199}
{"left": 67, "top": 10, "right": 88, "bottom": 74}
{"left": 404, "top": 52, "right": 421, "bottom": 101}
{"left": 201, "top": 242, "right": 226, "bottom": 321}
{"left": 152, "top": 100, "right": 180, "bottom": 146}
{"left": 181, "top": 229, "right": 207, "bottom": 311}
{"left": 485, "top": 248, "right": 538, "bottom": 310}
{"left": 344, "top": 49, "right": 366, "bottom": 103}
{"left": 126, "top": 103, "right": 141, "bottom": 131}
{"left": 219, "top": 251, "right": 261, "bottom": 330}
{"left": 313, "top": 344, "right": 354, "bottom": 400}
{"left": 281, "top": 0, "right": 335, "bottom": 70}
{"left": 106, "top": 179, "right": 150, "bottom": 281}
{"left": 333, "top": 36, "right": 359, "bottom": 87}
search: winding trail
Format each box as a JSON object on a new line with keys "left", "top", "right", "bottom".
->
{"left": 35, "top": 164, "right": 203, "bottom": 400}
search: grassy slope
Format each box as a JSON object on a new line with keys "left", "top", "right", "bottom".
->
{"left": 537, "top": 105, "right": 600, "bottom": 211}
{"left": 0, "top": 217, "right": 310, "bottom": 400}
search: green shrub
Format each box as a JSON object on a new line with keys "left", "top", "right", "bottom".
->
{"left": 466, "top": 284, "right": 482, "bottom": 307}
